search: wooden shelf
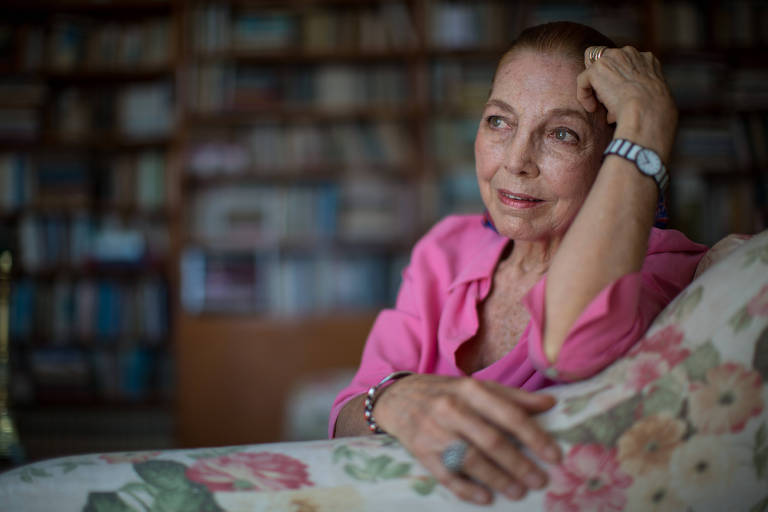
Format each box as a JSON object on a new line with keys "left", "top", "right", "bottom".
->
{"left": 12, "top": 336, "right": 168, "bottom": 349}
{"left": 43, "top": 67, "right": 175, "bottom": 83}
{"left": 0, "top": 135, "right": 174, "bottom": 151}
{"left": 183, "top": 163, "right": 410, "bottom": 186}
{"left": 184, "top": 105, "right": 422, "bottom": 124}
{"left": 4, "top": 67, "right": 174, "bottom": 82}
{"left": 0, "top": 205, "right": 170, "bottom": 221}
{"left": 185, "top": 234, "right": 414, "bottom": 254}
{"left": 13, "top": 261, "right": 169, "bottom": 280}
{"left": 0, "top": 0, "right": 173, "bottom": 15}
{"left": 199, "top": 49, "right": 423, "bottom": 64}
{"left": 657, "top": 46, "right": 768, "bottom": 65}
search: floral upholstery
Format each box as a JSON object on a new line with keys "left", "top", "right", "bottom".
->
{"left": 1, "top": 230, "right": 767, "bottom": 512}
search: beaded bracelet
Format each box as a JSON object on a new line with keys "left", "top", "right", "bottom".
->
{"left": 364, "top": 371, "right": 414, "bottom": 434}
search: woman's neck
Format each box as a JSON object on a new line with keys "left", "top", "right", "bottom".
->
{"left": 503, "top": 236, "right": 563, "bottom": 276}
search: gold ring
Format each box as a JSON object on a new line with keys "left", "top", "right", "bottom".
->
{"left": 587, "top": 46, "right": 608, "bottom": 64}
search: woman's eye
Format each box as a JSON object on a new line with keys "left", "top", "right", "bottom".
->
{"left": 487, "top": 116, "right": 506, "bottom": 129}
{"left": 553, "top": 127, "right": 578, "bottom": 143}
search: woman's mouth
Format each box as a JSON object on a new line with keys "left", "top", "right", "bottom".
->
{"left": 498, "top": 190, "right": 544, "bottom": 209}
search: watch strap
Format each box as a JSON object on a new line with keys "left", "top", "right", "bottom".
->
{"left": 604, "top": 138, "right": 669, "bottom": 192}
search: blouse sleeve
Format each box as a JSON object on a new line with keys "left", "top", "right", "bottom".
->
{"left": 524, "top": 228, "right": 708, "bottom": 382}
{"left": 327, "top": 273, "right": 424, "bottom": 438}
{"left": 327, "top": 220, "right": 455, "bottom": 438}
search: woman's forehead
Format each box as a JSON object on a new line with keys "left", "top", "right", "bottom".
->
{"left": 491, "top": 50, "right": 584, "bottom": 103}
{"left": 490, "top": 51, "right": 588, "bottom": 116}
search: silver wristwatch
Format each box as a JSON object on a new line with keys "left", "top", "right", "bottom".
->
{"left": 604, "top": 138, "right": 669, "bottom": 192}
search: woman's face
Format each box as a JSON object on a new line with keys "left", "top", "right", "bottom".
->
{"left": 475, "top": 50, "right": 612, "bottom": 242}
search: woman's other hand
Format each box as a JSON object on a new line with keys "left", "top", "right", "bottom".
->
{"left": 576, "top": 46, "right": 678, "bottom": 161}
{"left": 372, "top": 374, "right": 560, "bottom": 504}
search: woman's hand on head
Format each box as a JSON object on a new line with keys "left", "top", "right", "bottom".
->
{"left": 576, "top": 46, "right": 678, "bottom": 160}
{"left": 372, "top": 374, "right": 560, "bottom": 505}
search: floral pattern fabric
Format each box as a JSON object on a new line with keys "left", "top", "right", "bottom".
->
{"left": 2, "top": 230, "right": 768, "bottom": 512}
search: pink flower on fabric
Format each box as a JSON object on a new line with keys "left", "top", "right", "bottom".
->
{"left": 623, "top": 353, "right": 669, "bottom": 392}
{"left": 688, "top": 363, "right": 764, "bottom": 434}
{"left": 99, "top": 452, "right": 161, "bottom": 464}
{"left": 546, "top": 444, "right": 632, "bottom": 512}
{"left": 186, "top": 452, "right": 313, "bottom": 492}
{"left": 628, "top": 325, "right": 689, "bottom": 367}
{"left": 747, "top": 284, "right": 768, "bottom": 316}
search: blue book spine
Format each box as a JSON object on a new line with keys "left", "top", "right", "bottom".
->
{"left": 12, "top": 155, "right": 26, "bottom": 208}
{"left": 97, "top": 282, "right": 112, "bottom": 340}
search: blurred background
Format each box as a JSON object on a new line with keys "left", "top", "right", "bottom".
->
{"left": 0, "top": 0, "right": 766, "bottom": 465}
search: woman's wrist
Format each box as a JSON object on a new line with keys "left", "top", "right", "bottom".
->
{"left": 364, "top": 371, "right": 414, "bottom": 434}
{"left": 613, "top": 101, "right": 677, "bottom": 161}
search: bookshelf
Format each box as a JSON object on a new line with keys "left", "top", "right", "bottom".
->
{"left": 1, "top": 0, "right": 766, "bottom": 452}
{"left": 0, "top": 1, "right": 178, "bottom": 459}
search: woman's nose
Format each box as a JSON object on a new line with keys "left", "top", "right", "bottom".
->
{"left": 503, "top": 135, "right": 539, "bottom": 177}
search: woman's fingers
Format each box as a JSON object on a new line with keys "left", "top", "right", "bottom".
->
{"left": 576, "top": 68, "right": 599, "bottom": 113}
{"left": 458, "top": 380, "right": 561, "bottom": 465}
{"left": 406, "top": 416, "right": 523, "bottom": 505}
{"left": 438, "top": 394, "right": 551, "bottom": 490}
{"left": 375, "top": 375, "right": 559, "bottom": 504}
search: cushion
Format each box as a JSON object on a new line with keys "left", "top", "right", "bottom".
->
{"left": 533, "top": 228, "right": 768, "bottom": 511}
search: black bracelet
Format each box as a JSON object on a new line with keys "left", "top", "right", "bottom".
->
{"left": 364, "top": 371, "right": 414, "bottom": 434}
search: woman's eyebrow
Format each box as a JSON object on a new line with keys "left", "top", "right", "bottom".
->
{"left": 547, "top": 108, "right": 590, "bottom": 125}
{"left": 485, "top": 98, "right": 515, "bottom": 113}
{"left": 485, "top": 101, "right": 592, "bottom": 126}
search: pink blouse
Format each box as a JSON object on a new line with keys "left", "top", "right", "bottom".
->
{"left": 329, "top": 214, "right": 708, "bottom": 437}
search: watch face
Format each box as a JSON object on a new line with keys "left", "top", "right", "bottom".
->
{"left": 636, "top": 148, "right": 661, "bottom": 176}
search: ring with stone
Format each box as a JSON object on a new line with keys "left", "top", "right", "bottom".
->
{"left": 441, "top": 440, "right": 469, "bottom": 474}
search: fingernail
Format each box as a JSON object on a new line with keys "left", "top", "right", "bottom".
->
{"left": 474, "top": 490, "right": 491, "bottom": 504}
{"left": 505, "top": 483, "right": 525, "bottom": 500}
{"left": 525, "top": 473, "right": 545, "bottom": 489}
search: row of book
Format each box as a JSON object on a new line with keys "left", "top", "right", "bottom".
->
{"left": 1, "top": 16, "right": 172, "bottom": 72}
{"left": 186, "top": 122, "right": 414, "bottom": 176}
{"left": 9, "top": 278, "right": 168, "bottom": 345}
{"left": 429, "top": 1, "right": 516, "bottom": 49}
{"left": 429, "top": 1, "right": 645, "bottom": 50}
{"left": 670, "top": 175, "right": 764, "bottom": 246}
{"left": 55, "top": 83, "right": 174, "bottom": 140}
{"left": 190, "top": 63, "right": 408, "bottom": 113}
{"left": 192, "top": 2, "right": 418, "bottom": 54}
{"left": 0, "top": 83, "right": 174, "bottom": 142}
{"left": 15, "top": 213, "right": 168, "bottom": 272}
{"left": 664, "top": 61, "right": 768, "bottom": 111}
{"left": 0, "top": 152, "right": 167, "bottom": 212}
{"left": 11, "top": 346, "right": 172, "bottom": 404}
{"left": 654, "top": 0, "right": 768, "bottom": 49}
{"left": 192, "top": 60, "right": 496, "bottom": 116}
{"left": 181, "top": 248, "right": 408, "bottom": 316}
{"left": 431, "top": 60, "right": 496, "bottom": 113}
{"left": 190, "top": 179, "right": 417, "bottom": 246}
{"left": 673, "top": 113, "right": 768, "bottom": 171}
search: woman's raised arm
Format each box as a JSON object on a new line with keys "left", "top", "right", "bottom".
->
{"left": 542, "top": 46, "right": 678, "bottom": 363}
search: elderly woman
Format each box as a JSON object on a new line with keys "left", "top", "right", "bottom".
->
{"left": 330, "top": 22, "right": 707, "bottom": 505}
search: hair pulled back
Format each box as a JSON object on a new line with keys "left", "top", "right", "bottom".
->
{"left": 507, "top": 21, "right": 616, "bottom": 64}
